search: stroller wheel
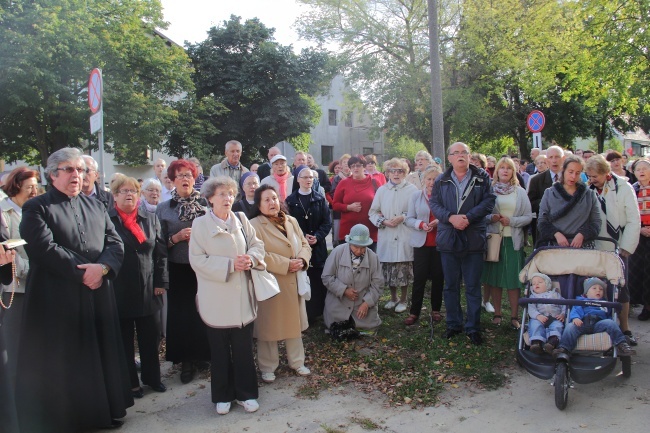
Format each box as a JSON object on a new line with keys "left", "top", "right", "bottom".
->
{"left": 621, "top": 357, "right": 632, "bottom": 378}
{"left": 554, "top": 362, "right": 569, "bottom": 410}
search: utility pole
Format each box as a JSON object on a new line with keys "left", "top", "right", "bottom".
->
{"left": 427, "top": 0, "right": 445, "bottom": 165}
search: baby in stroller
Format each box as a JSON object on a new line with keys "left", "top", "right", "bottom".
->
{"left": 553, "top": 277, "right": 634, "bottom": 358}
{"left": 527, "top": 273, "right": 565, "bottom": 355}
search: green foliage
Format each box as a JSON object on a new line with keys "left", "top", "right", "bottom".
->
{"left": 0, "top": 0, "right": 202, "bottom": 166}
{"left": 385, "top": 136, "right": 427, "bottom": 161}
{"left": 187, "top": 16, "right": 336, "bottom": 167}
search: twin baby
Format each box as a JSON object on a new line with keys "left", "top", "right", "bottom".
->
{"left": 528, "top": 273, "right": 634, "bottom": 357}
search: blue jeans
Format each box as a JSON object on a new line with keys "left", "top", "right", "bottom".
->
{"left": 440, "top": 252, "right": 483, "bottom": 334}
{"left": 528, "top": 318, "right": 564, "bottom": 343}
{"left": 558, "top": 319, "right": 626, "bottom": 351}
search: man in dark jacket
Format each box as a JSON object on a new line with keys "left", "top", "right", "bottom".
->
{"left": 17, "top": 147, "right": 131, "bottom": 432}
{"left": 82, "top": 154, "right": 114, "bottom": 211}
{"left": 430, "top": 142, "right": 495, "bottom": 345}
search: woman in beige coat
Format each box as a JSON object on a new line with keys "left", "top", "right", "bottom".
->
{"left": 249, "top": 185, "right": 312, "bottom": 383}
{"left": 189, "top": 177, "right": 265, "bottom": 415}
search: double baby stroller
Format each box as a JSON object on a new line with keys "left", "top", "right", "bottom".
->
{"left": 516, "top": 243, "right": 631, "bottom": 410}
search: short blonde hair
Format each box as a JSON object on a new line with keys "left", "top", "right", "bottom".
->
{"left": 492, "top": 157, "right": 519, "bottom": 186}
{"left": 423, "top": 165, "right": 442, "bottom": 180}
{"left": 585, "top": 154, "right": 610, "bottom": 175}
{"left": 384, "top": 157, "right": 410, "bottom": 174}
{"left": 111, "top": 175, "right": 140, "bottom": 196}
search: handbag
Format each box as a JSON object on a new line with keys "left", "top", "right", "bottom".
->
{"left": 251, "top": 268, "right": 281, "bottom": 301}
{"left": 297, "top": 270, "right": 311, "bottom": 300}
{"left": 485, "top": 227, "right": 503, "bottom": 262}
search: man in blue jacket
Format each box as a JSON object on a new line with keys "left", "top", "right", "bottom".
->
{"left": 430, "top": 142, "right": 495, "bottom": 345}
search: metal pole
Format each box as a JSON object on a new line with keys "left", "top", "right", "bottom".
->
{"left": 427, "top": 0, "right": 445, "bottom": 164}
{"left": 98, "top": 69, "right": 105, "bottom": 187}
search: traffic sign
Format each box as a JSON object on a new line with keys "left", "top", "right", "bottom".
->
{"left": 527, "top": 110, "right": 545, "bottom": 133}
{"left": 88, "top": 68, "right": 102, "bottom": 114}
{"left": 90, "top": 110, "right": 102, "bottom": 134}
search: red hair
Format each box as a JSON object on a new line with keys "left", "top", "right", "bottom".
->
{"left": 2, "top": 167, "right": 40, "bottom": 197}
{"left": 167, "top": 159, "right": 197, "bottom": 181}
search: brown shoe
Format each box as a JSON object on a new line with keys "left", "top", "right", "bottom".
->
{"left": 544, "top": 336, "right": 559, "bottom": 354}
{"left": 404, "top": 314, "right": 418, "bottom": 326}
{"left": 530, "top": 341, "right": 543, "bottom": 355}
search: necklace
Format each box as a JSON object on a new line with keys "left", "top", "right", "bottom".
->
{"left": 0, "top": 258, "right": 18, "bottom": 309}
{"left": 298, "top": 192, "right": 310, "bottom": 219}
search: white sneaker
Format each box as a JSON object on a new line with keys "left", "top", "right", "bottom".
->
{"left": 236, "top": 399, "right": 259, "bottom": 413}
{"left": 384, "top": 300, "right": 397, "bottom": 310}
{"left": 261, "top": 372, "right": 276, "bottom": 383}
{"left": 295, "top": 366, "right": 311, "bottom": 376}
{"left": 216, "top": 402, "right": 231, "bottom": 415}
{"left": 484, "top": 302, "right": 495, "bottom": 313}
{"left": 394, "top": 302, "right": 407, "bottom": 313}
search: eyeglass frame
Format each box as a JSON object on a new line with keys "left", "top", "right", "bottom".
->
{"left": 55, "top": 166, "right": 85, "bottom": 175}
{"left": 174, "top": 173, "right": 194, "bottom": 180}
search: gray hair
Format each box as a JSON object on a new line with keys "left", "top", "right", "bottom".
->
{"left": 82, "top": 155, "right": 98, "bottom": 171}
{"left": 448, "top": 142, "right": 470, "bottom": 155}
{"left": 546, "top": 145, "right": 565, "bottom": 157}
{"left": 415, "top": 150, "right": 433, "bottom": 163}
{"left": 225, "top": 140, "right": 242, "bottom": 151}
{"left": 201, "top": 176, "right": 238, "bottom": 201}
{"left": 141, "top": 177, "right": 162, "bottom": 191}
{"left": 46, "top": 147, "right": 85, "bottom": 179}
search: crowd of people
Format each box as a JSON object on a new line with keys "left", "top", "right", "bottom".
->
{"left": 0, "top": 139, "right": 647, "bottom": 431}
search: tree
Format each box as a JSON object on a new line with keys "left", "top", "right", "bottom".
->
{"left": 187, "top": 16, "right": 336, "bottom": 166}
{"left": 0, "top": 0, "right": 202, "bottom": 167}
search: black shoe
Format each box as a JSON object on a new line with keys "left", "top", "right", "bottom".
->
{"left": 468, "top": 332, "right": 483, "bottom": 346}
{"left": 638, "top": 308, "right": 650, "bottom": 321}
{"left": 616, "top": 342, "right": 636, "bottom": 357}
{"left": 530, "top": 341, "right": 543, "bottom": 354}
{"left": 445, "top": 328, "right": 462, "bottom": 339}
{"left": 544, "top": 336, "right": 559, "bottom": 354}
{"left": 145, "top": 382, "right": 167, "bottom": 393}
{"left": 132, "top": 387, "right": 144, "bottom": 399}
{"left": 552, "top": 347, "right": 569, "bottom": 358}
{"left": 194, "top": 360, "right": 211, "bottom": 371}
{"left": 623, "top": 330, "right": 638, "bottom": 346}
{"left": 104, "top": 419, "right": 124, "bottom": 429}
{"left": 180, "top": 362, "right": 195, "bottom": 384}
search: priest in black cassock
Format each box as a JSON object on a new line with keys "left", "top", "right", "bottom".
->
{"left": 17, "top": 147, "right": 132, "bottom": 432}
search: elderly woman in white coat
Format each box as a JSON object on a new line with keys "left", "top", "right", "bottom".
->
{"left": 189, "top": 176, "right": 265, "bottom": 415}
{"left": 322, "top": 224, "right": 384, "bottom": 331}
{"left": 369, "top": 158, "right": 418, "bottom": 313}
{"left": 404, "top": 165, "right": 444, "bottom": 325}
{"left": 481, "top": 157, "right": 533, "bottom": 329}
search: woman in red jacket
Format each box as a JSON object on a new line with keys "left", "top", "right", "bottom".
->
{"left": 333, "top": 155, "right": 378, "bottom": 251}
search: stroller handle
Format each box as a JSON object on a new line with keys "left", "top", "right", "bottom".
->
{"left": 518, "top": 297, "right": 622, "bottom": 312}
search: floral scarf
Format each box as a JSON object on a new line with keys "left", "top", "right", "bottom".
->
{"left": 493, "top": 182, "right": 515, "bottom": 196}
{"left": 171, "top": 188, "right": 206, "bottom": 222}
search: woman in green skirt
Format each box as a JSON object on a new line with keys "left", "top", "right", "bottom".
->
{"left": 482, "top": 157, "right": 533, "bottom": 329}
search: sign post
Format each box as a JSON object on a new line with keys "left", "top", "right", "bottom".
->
{"left": 88, "top": 68, "right": 105, "bottom": 186}
{"left": 527, "top": 110, "right": 546, "bottom": 150}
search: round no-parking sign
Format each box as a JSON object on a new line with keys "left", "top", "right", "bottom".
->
{"left": 88, "top": 68, "right": 102, "bottom": 114}
{"left": 527, "top": 110, "right": 545, "bottom": 133}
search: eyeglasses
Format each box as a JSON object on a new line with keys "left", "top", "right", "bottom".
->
{"left": 145, "top": 188, "right": 160, "bottom": 193}
{"left": 118, "top": 189, "right": 138, "bottom": 195}
{"left": 389, "top": 168, "right": 406, "bottom": 174}
{"left": 85, "top": 168, "right": 97, "bottom": 174}
{"left": 175, "top": 173, "right": 194, "bottom": 179}
{"left": 215, "top": 192, "right": 235, "bottom": 199}
{"left": 449, "top": 150, "right": 470, "bottom": 156}
{"left": 299, "top": 176, "right": 314, "bottom": 180}
{"left": 55, "top": 166, "right": 85, "bottom": 175}
{"left": 350, "top": 164, "right": 364, "bottom": 168}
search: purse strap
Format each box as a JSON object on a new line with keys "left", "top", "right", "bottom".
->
{"left": 233, "top": 211, "right": 248, "bottom": 250}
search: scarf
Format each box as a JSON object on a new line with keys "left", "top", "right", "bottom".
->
{"left": 141, "top": 199, "right": 157, "bottom": 213}
{"left": 115, "top": 206, "right": 146, "bottom": 244}
{"left": 171, "top": 188, "right": 206, "bottom": 222}
{"left": 548, "top": 182, "right": 587, "bottom": 222}
{"left": 272, "top": 171, "right": 291, "bottom": 201}
{"left": 493, "top": 182, "right": 515, "bottom": 196}
{"left": 590, "top": 176, "right": 621, "bottom": 240}
{"left": 266, "top": 210, "right": 288, "bottom": 237}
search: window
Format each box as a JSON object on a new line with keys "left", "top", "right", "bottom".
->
{"left": 344, "top": 112, "right": 353, "bottom": 127}
{"left": 328, "top": 109, "right": 337, "bottom": 126}
{"left": 321, "top": 146, "right": 334, "bottom": 166}
{"left": 363, "top": 147, "right": 374, "bottom": 155}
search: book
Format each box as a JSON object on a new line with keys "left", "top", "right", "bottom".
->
{"left": 1, "top": 239, "right": 27, "bottom": 249}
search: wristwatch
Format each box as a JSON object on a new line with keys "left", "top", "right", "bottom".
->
{"left": 100, "top": 264, "right": 109, "bottom": 276}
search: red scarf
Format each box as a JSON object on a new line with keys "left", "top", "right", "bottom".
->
{"left": 116, "top": 206, "right": 147, "bottom": 244}
{"left": 273, "top": 171, "right": 291, "bottom": 201}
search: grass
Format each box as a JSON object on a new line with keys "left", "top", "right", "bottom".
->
{"left": 300, "top": 285, "right": 520, "bottom": 407}
{"left": 350, "top": 416, "right": 381, "bottom": 430}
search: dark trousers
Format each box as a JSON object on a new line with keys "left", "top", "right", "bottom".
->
{"left": 410, "top": 246, "right": 444, "bottom": 316}
{"left": 119, "top": 314, "right": 162, "bottom": 389}
{"left": 207, "top": 322, "right": 258, "bottom": 403}
{"left": 306, "top": 266, "right": 326, "bottom": 324}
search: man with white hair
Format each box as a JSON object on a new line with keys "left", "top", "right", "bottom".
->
{"left": 528, "top": 145, "right": 565, "bottom": 245}
{"left": 81, "top": 155, "right": 114, "bottom": 211}
{"left": 209, "top": 140, "right": 248, "bottom": 200}
{"left": 257, "top": 146, "right": 281, "bottom": 181}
